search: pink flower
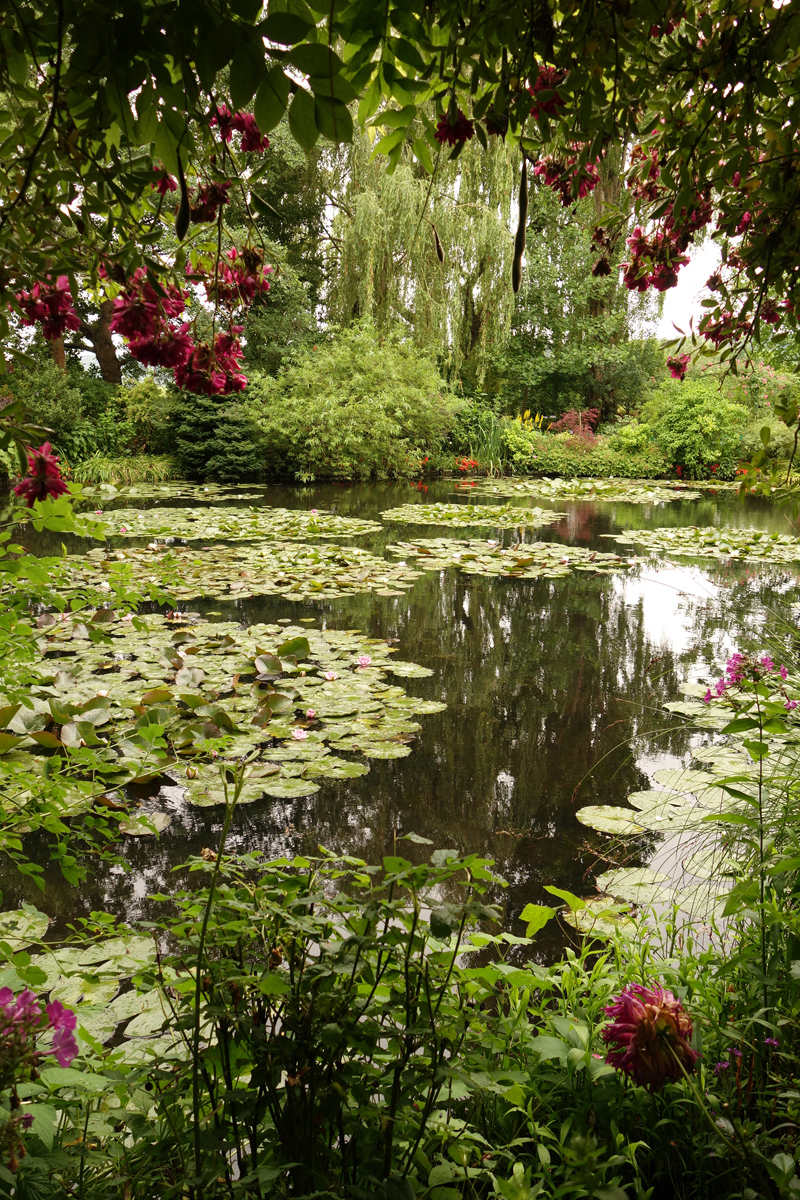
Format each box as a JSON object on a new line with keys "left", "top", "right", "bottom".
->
{"left": 306, "top": 709, "right": 316, "bottom": 720}
{"left": 323, "top": 671, "right": 337, "bottom": 681}
{"left": 703, "top": 688, "right": 712, "bottom": 704}
{"left": 786, "top": 700, "right": 798, "bottom": 711}
{"left": 310, "top": 509, "right": 318, "bottom": 515}
{"left": 357, "top": 655, "right": 372, "bottom": 668}
{"left": 94, "top": 509, "right": 103, "bottom": 515}
{"left": 119, "top": 525, "right": 128, "bottom": 534}
{"left": 667, "top": 353, "right": 690, "bottom": 381}
{"left": 191, "top": 181, "right": 231, "bottom": 224}
{"left": 45, "top": 1001, "right": 78, "bottom": 1067}
{"left": 292, "top": 728, "right": 309, "bottom": 741}
{"left": 152, "top": 167, "right": 178, "bottom": 195}
{"left": 780, "top": 665, "right": 788, "bottom": 680}
{"left": 602, "top": 983, "right": 699, "bottom": 1092}
{"left": 13, "top": 443, "right": 69, "bottom": 507}
{"left": 529, "top": 65, "right": 567, "bottom": 119}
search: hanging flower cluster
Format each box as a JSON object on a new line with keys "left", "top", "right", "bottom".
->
{"left": 190, "top": 181, "right": 231, "bottom": 225}
{"left": 529, "top": 65, "right": 567, "bottom": 120}
{"left": 435, "top": 109, "right": 474, "bottom": 146}
{"left": 602, "top": 983, "right": 699, "bottom": 1092}
{"left": 108, "top": 267, "right": 193, "bottom": 370}
{"left": 13, "top": 442, "right": 69, "bottom": 507}
{"left": 174, "top": 331, "right": 247, "bottom": 395}
{"left": 627, "top": 144, "right": 661, "bottom": 203}
{"left": 15, "top": 275, "right": 81, "bottom": 341}
{"left": 152, "top": 166, "right": 178, "bottom": 195}
{"left": 210, "top": 105, "right": 270, "bottom": 153}
{"left": 192, "top": 247, "right": 273, "bottom": 307}
{"left": 533, "top": 155, "right": 600, "bottom": 207}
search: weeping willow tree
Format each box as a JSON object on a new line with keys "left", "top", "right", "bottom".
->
{"left": 325, "top": 132, "right": 520, "bottom": 386}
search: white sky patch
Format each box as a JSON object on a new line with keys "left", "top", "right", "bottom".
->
{"left": 656, "top": 239, "right": 722, "bottom": 340}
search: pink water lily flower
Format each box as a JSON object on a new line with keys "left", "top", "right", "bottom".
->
{"left": 323, "top": 671, "right": 337, "bottom": 681}
{"left": 292, "top": 728, "right": 309, "bottom": 741}
{"left": 306, "top": 709, "right": 316, "bottom": 720}
{"left": 119, "top": 525, "right": 128, "bottom": 534}
{"left": 310, "top": 508, "right": 318, "bottom": 515}
{"left": 357, "top": 655, "right": 372, "bottom": 668}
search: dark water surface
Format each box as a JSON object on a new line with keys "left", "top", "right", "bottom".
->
{"left": 6, "top": 480, "right": 800, "bottom": 956}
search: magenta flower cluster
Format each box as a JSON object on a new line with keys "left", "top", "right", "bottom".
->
{"left": 0, "top": 987, "right": 78, "bottom": 1071}
{"left": 533, "top": 154, "right": 600, "bottom": 207}
{"left": 702, "top": 652, "right": 795, "bottom": 709}
{"left": 209, "top": 104, "right": 270, "bottom": 153}
{"left": 13, "top": 442, "right": 69, "bottom": 508}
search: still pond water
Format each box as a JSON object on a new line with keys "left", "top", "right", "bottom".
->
{"left": 8, "top": 479, "right": 800, "bottom": 957}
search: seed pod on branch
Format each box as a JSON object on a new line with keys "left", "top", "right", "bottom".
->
{"left": 512, "top": 158, "right": 527, "bottom": 294}
{"left": 175, "top": 156, "right": 190, "bottom": 242}
{"left": 432, "top": 223, "right": 444, "bottom": 264}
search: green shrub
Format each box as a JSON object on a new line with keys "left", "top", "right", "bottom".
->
{"left": 603, "top": 418, "right": 655, "bottom": 454}
{"left": 642, "top": 379, "right": 749, "bottom": 478}
{"left": 8, "top": 361, "right": 134, "bottom": 464}
{"left": 124, "top": 377, "right": 179, "bottom": 455}
{"left": 450, "top": 403, "right": 510, "bottom": 474}
{"left": 174, "top": 395, "right": 265, "bottom": 483}
{"left": 504, "top": 422, "right": 668, "bottom": 478}
{"left": 244, "top": 322, "right": 461, "bottom": 481}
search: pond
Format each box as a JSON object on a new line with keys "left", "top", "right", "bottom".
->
{"left": 4, "top": 478, "right": 799, "bottom": 959}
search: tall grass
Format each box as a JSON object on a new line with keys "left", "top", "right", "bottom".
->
{"left": 71, "top": 453, "right": 179, "bottom": 484}
{"left": 466, "top": 410, "right": 510, "bottom": 475}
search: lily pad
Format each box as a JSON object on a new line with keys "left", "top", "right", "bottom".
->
{"left": 83, "top": 505, "right": 381, "bottom": 543}
{"left": 574, "top": 806, "right": 648, "bottom": 836}
{"left": 380, "top": 503, "right": 566, "bottom": 529}
{"left": 594, "top": 868, "right": 670, "bottom": 907}
{"left": 606, "top": 525, "right": 800, "bottom": 564}
{"left": 562, "top": 898, "right": 637, "bottom": 940}
{"left": 73, "top": 542, "right": 423, "bottom": 603}
{"left": 386, "top": 538, "right": 644, "bottom": 580}
{"left": 4, "top": 615, "right": 442, "bottom": 814}
{"left": 0, "top": 906, "right": 50, "bottom": 950}
{"left": 119, "top": 811, "right": 171, "bottom": 836}
{"left": 468, "top": 478, "right": 702, "bottom": 504}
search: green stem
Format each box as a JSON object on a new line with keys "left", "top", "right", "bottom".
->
{"left": 190, "top": 763, "right": 241, "bottom": 1192}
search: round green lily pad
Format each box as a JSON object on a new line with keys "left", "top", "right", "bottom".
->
{"left": 606, "top": 525, "right": 800, "bottom": 564}
{"left": 386, "top": 538, "right": 644, "bottom": 580}
{"left": 468, "top": 478, "right": 701, "bottom": 504}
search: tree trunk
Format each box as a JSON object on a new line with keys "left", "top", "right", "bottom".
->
{"left": 51, "top": 337, "right": 66, "bottom": 371}
{"left": 91, "top": 300, "right": 122, "bottom": 384}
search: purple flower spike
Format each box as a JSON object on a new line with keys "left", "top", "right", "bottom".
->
{"left": 713, "top": 1061, "right": 729, "bottom": 1075}
{"left": 727, "top": 1047, "right": 742, "bottom": 1058}
{"left": 764, "top": 1037, "right": 780, "bottom": 1048}
{"left": 786, "top": 700, "right": 798, "bottom": 711}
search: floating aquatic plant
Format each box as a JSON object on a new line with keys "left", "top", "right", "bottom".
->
{"left": 386, "top": 538, "right": 644, "bottom": 579}
{"left": 607, "top": 525, "right": 800, "bottom": 563}
{"left": 467, "top": 478, "right": 702, "bottom": 504}
{"left": 380, "top": 502, "right": 565, "bottom": 529}
{"left": 78, "top": 505, "right": 382, "bottom": 542}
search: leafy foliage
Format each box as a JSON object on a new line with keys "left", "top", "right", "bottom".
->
{"left": 504, "top": 421, "right": 669, "bottom": 479}
{"left": 642, "top": 380, "right": 750, "bottom": 479}
{"left": 244, "top": 323, "right": 460, "bottom": 481}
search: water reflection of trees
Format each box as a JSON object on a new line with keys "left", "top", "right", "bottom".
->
{"left": 8, "top": 481, "right": 791, "bottom": 954}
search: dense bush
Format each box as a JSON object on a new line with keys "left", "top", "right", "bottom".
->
{"left": 125, "top": 377, "right": 178, "bottom": 456}
{"left": 504, "top": 421, "right": 669, "bottom": 478}
{"left": 7, "top": 361, "right": 133, "bottom": 465}
{"left": 174, "top": 394, "right": 265, "bottom": 483}
{"left": 642, "top": 379, "right": 749, "bottom": 478}
{"left": 244, "top": 323, "right": 460, "bottom": 480}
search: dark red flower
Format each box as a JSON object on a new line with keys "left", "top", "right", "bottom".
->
{"left": 173, "top": 332, "right": 247, "bottom": 395}
{"left": 602, "top": 983, "right": 699, "bottom": 1092}
{"left": 529, "top": 66, "right": 567, "bottom": 119}
{"left": 435, "top": 110, "right": 474, "bottom": 146}
{"left": 152, "top": 167, "right": 178, "bottom": 195}
{"left": 13, "top": 442, "right": 69, "bottom": 507}
{"left": 191, "top": 182, "right": 231, "bottom": 224}
{"left": 233, "top": 112, "right": 269, "bottom": 153}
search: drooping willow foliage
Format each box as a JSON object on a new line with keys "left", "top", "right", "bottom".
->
{"left": 326, "top": 133, "right": 519, "bottom": 383}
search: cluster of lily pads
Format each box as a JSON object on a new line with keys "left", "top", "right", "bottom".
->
{"left": 85, "top": 505, "right": 382, "bottom": 542}
{"left": 607, "top": 525, "right": 800, "bottom": 562}
{"left": 385, "top": 538, "right": 644, "bottom": 579}
{"left": 71, "top": 542, "right": 424, "bottom": 602}
{"left": 467, "top": 478, "right": 702, "bottom": 504}
{"left": 0, "top": 614, "right": 445, "bottom": 826}
{"left": 75, "top": 483, "right": 265, "bottom": 503}
{"left": 379, "top": 502, "right": 566, "bottom": 529}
